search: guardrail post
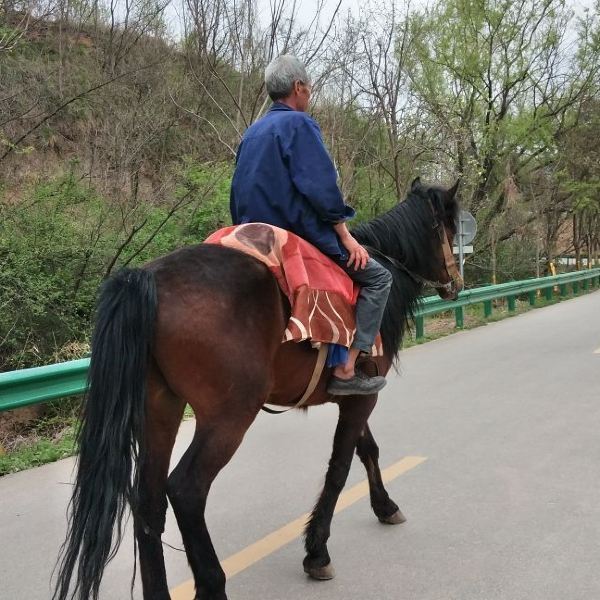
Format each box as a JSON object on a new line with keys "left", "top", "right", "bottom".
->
{"left": 559, "top": 283, "right": 567, "bottom": 297}
{"left": 544, "top": 286, "right": 553, "bottom": 301}
{"left": 455, "top": 306, "right": 464, "bottom": 329}
{"left": 573, "top": 281, "right": 579, "bottom": 295}
{"left": 415, "top": 316, "right": 424, "bottom": 340}
{"left": 528, "top": 291, "right": 536, "bottom": 306}
{"left": 483, "top": 300, "right": 492, "bottom": 318}
{"left": 508, "top": 295, "right": 516, "bottom": 312}
{"left": 583, "top": 278, "right": 589, "bottom": 291}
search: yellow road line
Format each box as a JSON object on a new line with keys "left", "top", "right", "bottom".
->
{"left": 170, "top": 456, "right": 427, "bottom": 599}
{"left": 594, "top": 347, "right": 600, "bottom": 354}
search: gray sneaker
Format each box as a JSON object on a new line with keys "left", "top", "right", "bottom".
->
{"left": 327, "top": 372, "right": 387, "bottom": 396}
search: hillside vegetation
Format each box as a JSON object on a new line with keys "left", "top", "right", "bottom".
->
{"left": 1, "top": 0, "right": 599, "bottom": 375}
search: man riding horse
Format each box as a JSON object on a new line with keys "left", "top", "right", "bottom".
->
{"left": 53, "top": 52, "right": 463, "bottom": 600}
{"left": 230, "top": 55, "right": 392, "bottom": 396}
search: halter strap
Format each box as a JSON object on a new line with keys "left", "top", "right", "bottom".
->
{"left": 437, "top": 226, "right": 464, "bottom": 291}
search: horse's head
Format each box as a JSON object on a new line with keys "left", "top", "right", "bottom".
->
{"left": 351, "top": 176, "right": 463, "bottom": 359}
{"left": 352, "top": 177, "right": 463, "bottom": 301}
{"left": 409, "top": 177, "right": 463, "bottom": 301}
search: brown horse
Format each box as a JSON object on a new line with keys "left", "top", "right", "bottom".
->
{"left": 53, "top": 177, "right": 461, "bottom": 600}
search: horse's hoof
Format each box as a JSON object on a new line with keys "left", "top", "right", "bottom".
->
{"left": 379, "top": 509, "right": 406, "bottom": 524}
{"left": 304, "top": 562, "right": 336, "bottom": 580}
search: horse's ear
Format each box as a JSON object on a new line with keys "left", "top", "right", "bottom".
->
{"left": 448, "top": 178, "right": 460, "bottom": 199}
{"left": 411, "top": 177, "right": 422, "bottom": 192}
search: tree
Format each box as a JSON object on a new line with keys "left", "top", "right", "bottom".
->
{"left": 407, "top": 0, "right": 600, "bottom": 237}
{"left": 176, "top": 0, "right": 342, "bottom": 157}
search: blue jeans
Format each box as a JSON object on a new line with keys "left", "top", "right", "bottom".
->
{"left": 334, "top": 257, "right": 393, "bottom": 354}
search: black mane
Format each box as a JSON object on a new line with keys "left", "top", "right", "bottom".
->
{"left": 352, "top": 182, "right": 459, "bottom": 362}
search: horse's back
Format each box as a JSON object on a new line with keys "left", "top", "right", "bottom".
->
{"left": 146, "top": 244, "right": 286, "bottom": 406}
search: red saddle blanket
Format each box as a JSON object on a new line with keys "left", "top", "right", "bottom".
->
{"left": 205, "top": 223, "right": 382, "bottom": 355}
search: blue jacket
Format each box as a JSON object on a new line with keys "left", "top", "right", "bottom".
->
{"left": 230, "top": 103, "right": 355, "bottom": 258}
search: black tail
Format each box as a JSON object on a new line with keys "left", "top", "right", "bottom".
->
{"left": 53, "top": 268, "right": 157, "bottom": 600}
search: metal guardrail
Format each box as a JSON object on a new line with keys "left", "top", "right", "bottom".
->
{"left": 1, "top": 268, "right": 599, "bottom": 413}
{"left": 0, "top": 358, "right": 89, "bottom": 412}
{"left": 415, "top": 268, "right": 600, "bottom": 338}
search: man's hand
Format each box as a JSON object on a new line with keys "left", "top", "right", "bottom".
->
{"left": 334, "top": 222, "right": 369, "bottom": 270}
{"left": 344, "top": 236, "right": 369, "bottom": 270}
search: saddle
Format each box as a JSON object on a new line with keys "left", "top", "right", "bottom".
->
{"left": 205, "top": 223, "right": 383, "bottom": 356}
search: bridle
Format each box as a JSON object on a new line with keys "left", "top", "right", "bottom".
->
{"left": 366, "top": 198, "right": 463, "bottom": 294}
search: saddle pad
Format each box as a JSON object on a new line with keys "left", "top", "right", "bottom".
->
{"left": 205, "top": 223, "right": 382, "bottom": 355}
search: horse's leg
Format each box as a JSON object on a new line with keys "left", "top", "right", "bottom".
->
{"left": 148, "top": 247, "right": 284, "bottom": 598}
{"left": 135, "top": 361, "right": 186, "bottom": 600}
{"left": 167, "top": 410, "right": 258, "bottom": 600}
{"left": 303, "top": 396, "right": 377, "bottom": 580}
{"left": 356, "top": 423, "right": 406, "bottom": 524}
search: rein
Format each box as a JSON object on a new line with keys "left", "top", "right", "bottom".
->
{"left": 365, "top": 246, "right": 452, "bottom": 292}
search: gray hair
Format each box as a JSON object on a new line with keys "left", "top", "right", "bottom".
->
{"left": 265, "top": 55, "right": 311, "bottom": 101}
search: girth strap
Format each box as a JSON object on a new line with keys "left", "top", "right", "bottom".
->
{"left": 261, "top": 343, "right": 328, "bottom": 415}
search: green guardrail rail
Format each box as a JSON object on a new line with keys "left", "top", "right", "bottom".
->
{"left": 0, "top": 358, "right": 89, "bottom": 412}
{"left": 415, "top": 267, "right": 600, "bottom": 339}
{"left": 1, "top": 268, "right": 599, "bottom": 413}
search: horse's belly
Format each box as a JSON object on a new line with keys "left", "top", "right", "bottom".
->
{"left": 267, "top": 342, "right": 332, "bottom": 408}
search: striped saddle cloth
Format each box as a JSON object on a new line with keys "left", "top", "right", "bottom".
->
{"left": 205, "top": 223, "right": 382, "bottom": 356}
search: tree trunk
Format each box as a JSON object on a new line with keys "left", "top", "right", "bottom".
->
{"left": 490, "top": 230, "right": 497, "bottom": 285}
{"left": 586, "top": 233, "right": 592, "bottom": 269}
{"left": 573, "top": 214, "right": 581, "bottom": 270}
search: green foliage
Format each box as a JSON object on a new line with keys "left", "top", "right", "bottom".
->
{"left": 568, "top": 179, "right": 600, "bottom": 215}
{"left": 0, "top": 24, "right": 27, "bottom": 51}
{"left": 0, "top": 169, "right": 103, "bottom": 368}
{"left": 494, "top": 239, "right": 540, "bottom": 281}
{"left": 349, "top": 165, "right": 398, "bottom": 222}
{"left": 0, "top": 426, "right": 77, "bottom": 476}
{"left": 0, "top": 400, "right": 81, "bottom": 476}
{"left": 0, "top": 161, "right": 233, "bottom": 370}
{"left": 179, "top": 161, "right": 233, "bottom": 239}
{"left": 465, "top": 237, "right": 540, "bottom": 285}
{"left": 1, "top": 0, "right": 599, "bottom": 428}
{"left": 408, "top": 0, "right": 585, "bottom": 223}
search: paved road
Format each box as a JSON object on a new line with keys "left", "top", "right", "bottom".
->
{"left": 1, "top": 291, "right": 600, "bottom": 600}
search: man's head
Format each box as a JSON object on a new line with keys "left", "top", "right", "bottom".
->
{"left": 265, "top": 55, "right": 312, "bottom": 112}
